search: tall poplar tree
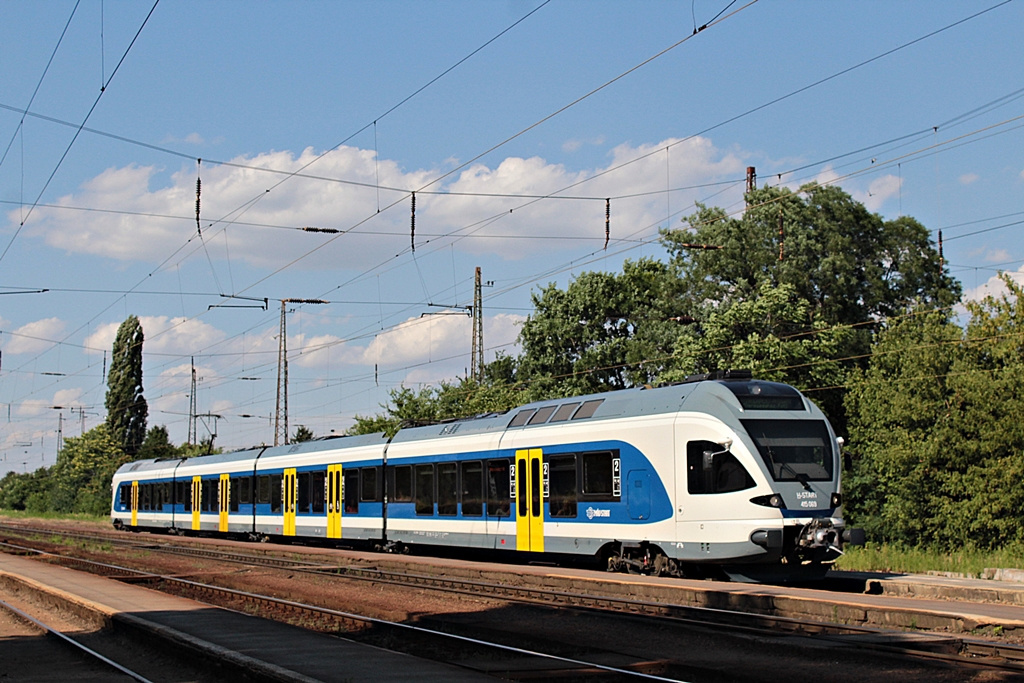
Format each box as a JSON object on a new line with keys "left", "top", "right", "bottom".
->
{"left": 105, "top": 315, "right": 148, "bottom": 456}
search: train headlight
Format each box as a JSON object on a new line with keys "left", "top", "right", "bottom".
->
{"left": 830, "top": 492, "right": 843, "bottom": 508}
{"left": 750, "top": 493, "right": 786, "bottom": 509}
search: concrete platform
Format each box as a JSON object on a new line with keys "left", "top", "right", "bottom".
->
{"left": 0, "top": 553, "right": 493, "bottom": 682}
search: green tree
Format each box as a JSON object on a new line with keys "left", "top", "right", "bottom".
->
{"left": 0, "top": 468, "right": 53, "bottom": 513}
{"left": 49, "top": 424, "right": 130, "bottom": 515}
{"left": 661, "top": 281, "right": 850, "bottom": 423}
{"left": 292, "top": 425, "right": 314, "bottom": 443}
{"left": 516, "top": 258, "right": 681, "bottom": 399}
{"left": 105, "top": 315, "right": 148, "bottom": 456}
{"left": 349, "top": 374, "right": 523, "bottom": 437}
{"left": 845, "top": 276, "right": 1024, "bottom": 550}
{"left": 137, "top": 425, "right": 178, "bottom": 460}
{"left": 661, "top": 185, "right": 960, "bottom": 327}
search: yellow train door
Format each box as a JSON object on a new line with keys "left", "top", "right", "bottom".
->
{"left": 283, "top": 468, "right": 297, "bottom": 536}
{"left": 131, "top": 481, "right": 138, "bottom": 527}
{"left": 191, "top": 476, "right": 201, "bottom": 530}
{"left": 219, "top": 474, "right": 230, "bottom": 532}
{"left": 515, "top": 449, "right": 545, "bottom": 552}
{"left": 327, "top": 464, "right": 342, "bottom": 539}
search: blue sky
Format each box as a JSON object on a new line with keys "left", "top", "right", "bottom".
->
{"left": 1, "top": 0, "right": 1022, "bottom": 474}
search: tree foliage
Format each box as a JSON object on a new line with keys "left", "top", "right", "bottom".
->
{"left": 349, "top": 374, "right": 524, "bottom": 437}
{"left": 516, "top": 258, "right": 681, "bottom": 398}
{"left": 292, "top": 425, "right": 315, "bottom": 443}
{"left": 661, "top": 185, "right": 961, "bottom": 327}
{"left": 49, "top": 425, "right": 131, "bottom": 515}
{"left": 105, "top": 315, "right": 148, "bottom": 455}
{"left": 845, "top": 276, "right": 1024, "bottom": 550}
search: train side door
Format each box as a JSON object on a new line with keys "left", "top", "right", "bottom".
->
{"left": 327, "top": 464, "right": 342, "bottom": 539}
{"left": 283, "top": 468, "right": 297, "bottom": 536}
{"left": 191, "top": 476, "right": 201, "bottom": 530}
{"left": 131, "top": 481, "right": 138, "bottom": 527}
{"left": 514, "top": 448, "right": 544, "bottom": 552}
{"left": 219, "top": 474, "right": 230, "bottom": 532}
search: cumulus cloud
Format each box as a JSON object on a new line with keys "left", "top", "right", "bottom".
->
{"left": 15, "top": 137, "right": 747, "bottom": 268}
{"left": 17, "top": 387, "right": 84, "bottom": 417}
{"left": 857, "top": 174, "right": 902, "bottom": 211}
{"left": 959, "top": 173, "right": 979, "bottom": 185}
{"left": 4, "top": 317, "right": 65, "bottom": 355}
{"left": 358, "top": 311, "right": 524, "bottom": 385}
{"left": 84, "top": 316, "right": 227, "bottom": 356}
{"left": 961, "top": 267, "right": 1024, "bottom": 304}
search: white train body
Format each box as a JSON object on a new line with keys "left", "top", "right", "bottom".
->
{"left": 112, "top": 374, "right": 859, "bottom": 581}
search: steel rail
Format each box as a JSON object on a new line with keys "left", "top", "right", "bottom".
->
{"left": 0, "top": 541, "right": 680, "bottom": 682}
{"left": 0, "top": 596, "right": 155, "bottom": 683}
{"left": 6, "top": 524, "right": 1024, "bottom": 673}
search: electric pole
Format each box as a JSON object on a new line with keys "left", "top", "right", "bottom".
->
{"left": 275, "top": 298, "right": 328, "bottom": 446}
{"left": 470, "top": 267, "right": 484, "bottom": 382}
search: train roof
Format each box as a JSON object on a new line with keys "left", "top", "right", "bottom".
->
{"left": 114, "top": 374, "right": 811, "bottom": 473}
{"left": 390, "top": 373, "right": 809, "bottom": 444}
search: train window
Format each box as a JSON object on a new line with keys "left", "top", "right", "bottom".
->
{"left": 528, "top": 406, "right": 558, "bottom": 425}
{"left": 415, "top": 464, "right": 434, "bottom": 516}
{"left": 270, "top": 474, "right": 282, "bottom": 513}
{"left": 741, "top": 419, "right": 833, "bottom": 482}
{"left": 486, "top": 459, "right": 511, "bottom": 518}
{"left": 343, "top": 469, "right": 359, "bottom": 514}
{"left": 310, "top": 471, "right": 326, "bottom": 514}
{"left": 237, "top": 477, "right": 252, "bottom": 506}
{"left": 203, "top": 480, "right": 217, "bottom": 512}
{"left": 392, "top": 465, "right": 413, "bottom": 502}
{"left": 507, "top": 409, "right": 536, "bottom": 427}
{"left": 297, "top": 472, "right": 311, "bottom": 513}
{"left": 140, "top": 484, "right": 149, "bottom": 511}
{"left": 119, "top": 484, "right": 130, "bottom": 510}
{"left": 161, "top": 483, "right": 171, "bottom": 509}
{"left": 437, "top": 463, "right": 458, "bottom": 516}
{"left": 581, "top": 451, "right": 620, "bottom": 501}
{"left": 360, "top": 467, "right": 380, "bottom": 502}
{"left": 549, "top": 403, "right": 580, "bottom": 423}
{"left": 460, "top": 461, "right": 483, "bottom": 517}
{"left": 176, "top": 481, "right": 189, "bottom": 508}
{"left": 572, "top": 399, "right": 604, "bottom": 420}
{"left": 548, "top": 455, "right": 577, "bottom": 518}
{"left": 256, "top": 475, "right": 270, "bottom": 504}
{"left": 229, "top": 478, "right": 241, "bottom": 512}
{"left": 687, "top": 440, "right": 755, "bottom": 494}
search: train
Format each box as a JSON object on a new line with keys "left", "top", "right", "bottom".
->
{"left": 110, "top": 370, "right": 864, "bottom": 582}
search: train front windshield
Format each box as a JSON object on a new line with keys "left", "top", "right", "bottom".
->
{"left": 740, "top": 419, "right": 834, "bottom": 482}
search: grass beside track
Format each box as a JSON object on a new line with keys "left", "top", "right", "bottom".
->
{"left": 837, "top": 543, "right": 1024, "bottom": 577}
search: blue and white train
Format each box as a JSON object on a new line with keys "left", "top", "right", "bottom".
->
{"left": 110, "top": 371, "right": 864, "bottom": 582}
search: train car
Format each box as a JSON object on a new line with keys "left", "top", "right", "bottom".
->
{"left": 111, "top": 371, "right": 863, "bottom": 582}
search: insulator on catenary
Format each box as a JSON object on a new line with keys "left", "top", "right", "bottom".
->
{"left": 303, "top": 226, "right": 342, "bottom": 234}
{"left": 410, "top": 192, "right": 416, "bottom": 253}
{"left": 195, "top": 173, "right": 202, "bottom": 236}
{"left": 604, "top": 198, "right": 610, "bottom": 250}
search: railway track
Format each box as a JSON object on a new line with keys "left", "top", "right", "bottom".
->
{"left": 3, "top": 521, "right": 1023, "bottom": 678}
{"left": 0, "top": 539, "right": 681, "bottom": 681}
{"left": 0, "top": 595, "right": 155, "bottom": 682}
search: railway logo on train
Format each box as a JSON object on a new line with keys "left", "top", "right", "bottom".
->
{"left": 111, "top": 370, "right": 865, "bottom": 582}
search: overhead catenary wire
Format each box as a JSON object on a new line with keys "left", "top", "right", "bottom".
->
{"left": 0, "top": 0, "right": 160, "bottom": 267}
{"left": 2, "top": 3, "right": 1015, "bottom": 454}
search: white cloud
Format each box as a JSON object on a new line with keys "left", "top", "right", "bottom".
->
{"left": 359, "top": 311, "right": 524, "bottom": 385}
{"left": 17, "top": 387, "right": 84, "bottom": 416}
{"left": 4, "top": 317, "right": 65, "bottom": 355}
{"left": 959, "top": 173, "right": 979, "bottom": 185}
{"left": 15, "top": 137, "right": 748, "bottom": 267}
{"left": 856, "top": 174, "right": 902, "bottom": 211}
{"left": 961, "top": 267, "right": 1024, "bottom": 303}
{"left": 84, "top": 316, "right": 227, "bottom": 356}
